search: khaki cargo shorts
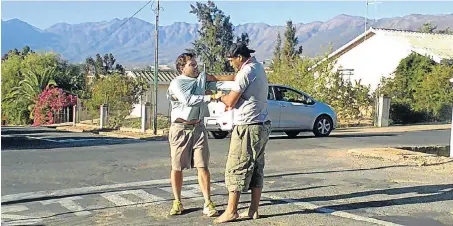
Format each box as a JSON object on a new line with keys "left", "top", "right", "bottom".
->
{"left": 225, "top": 122, "right": 271, "bottom": 192}
{"left": 169, "top": 123, "right": 210, "bottom": 171}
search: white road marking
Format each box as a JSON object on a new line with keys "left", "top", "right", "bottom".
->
{"left": 130, "top": 189, "right": 166, "bottom": 204}
{"left": 2, "top": 176, "right": 198, "bottom": 203}
{"left": 159, "top": 184, "right": 203, "bottom": 200}
{"left": 1, "top": 205, "right": 43, "bottom": 225}
{"left": 101, "top": 191, "right": 135, "bottom": 206}
{"left": 3, "top": 177, "right": 402, "bottom": 226}
{"left": 1, "top": 205, "right": 29, "bottom": 213}
{"left": 41, "top": 197, "right": 90, "bottom": 216}
{"left": 101, "top": 189, "right": 165, "bottom": 206}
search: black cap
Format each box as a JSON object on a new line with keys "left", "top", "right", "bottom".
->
{"left": 226, "top": 42, "right": 255, "bottom": 58}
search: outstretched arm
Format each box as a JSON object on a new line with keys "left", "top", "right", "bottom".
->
{"left": 169, "top": 82, "right": 212, "bottom": 107}
{"left": 207, "top": 74, "right": 235, "bottom": 82}
{"left": 218, "top": 68, "right": 254, "bottom": 108}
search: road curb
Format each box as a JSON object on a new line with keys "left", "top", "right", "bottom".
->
{"left": 336, "top": 123, "right": 451, "bottom": 134}
{"left": 55, "top": 126, "right": 100, "bottom": 133}
{"left": 98, "top": 131, "right": 168, "bottom": 140}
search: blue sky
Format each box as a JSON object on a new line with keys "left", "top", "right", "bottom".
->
{"left": 2, "top": 1, "right": 452, "bottom": 29}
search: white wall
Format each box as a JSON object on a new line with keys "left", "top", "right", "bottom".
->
{"left": 130, "top": 84, "right": 171, "bottom": 117}
{"left": 334, "top": 33, "right": 413, "bottom": 91}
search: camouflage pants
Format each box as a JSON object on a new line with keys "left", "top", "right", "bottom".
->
{"left": 225, "top": 122, "right": 271, "bottom": 192}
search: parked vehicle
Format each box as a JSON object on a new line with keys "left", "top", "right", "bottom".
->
{"left": 204, "top": 84, "right": 337, "bottom": 139}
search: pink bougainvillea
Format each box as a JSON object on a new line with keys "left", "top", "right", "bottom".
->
{"left": 33, "top": 87, "right": 77, "bottom": 126}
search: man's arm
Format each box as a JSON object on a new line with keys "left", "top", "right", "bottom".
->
{"left": 218, "top": 68, "right": 254, "bottom": 108}
{"left": 207, "top": 74, "right": 235, "bottom": 82}
{"left": 219, "top": 90, "right": 241, "bottom": 108}
{"left": 170, "top": 81, "right": 212, "bottom": 107}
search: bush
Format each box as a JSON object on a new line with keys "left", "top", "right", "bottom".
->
{"left": 33, "top": 87, "right": 77, "bottom": 126}
{"left": 86, "top": 74, "right": 146, "bottom": 128}
{"left": 389, "top": 103, "right": 432, "bottom": 124}
{"left": 269, "top": 56, "right": 372, "bottom": 124}
{"left": 379, "top": 53, "right": 453, "bottom": 124}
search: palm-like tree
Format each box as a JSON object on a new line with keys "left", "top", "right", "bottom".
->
{"left": 5, "top": 67, "right": 57, "bottom": 119}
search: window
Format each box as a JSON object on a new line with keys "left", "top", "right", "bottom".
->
{"left": 267, "top": 87, "right": 275, "bottom": 100}
{"left": 338, "top": 68, "right": 354, "bottom": 82}
{"left": 274, "top": 87, "right": 314, "bottom": 105}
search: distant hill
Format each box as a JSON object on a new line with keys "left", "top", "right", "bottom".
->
{"left": 2, "top": 14, "right": 452, "bottom": 67}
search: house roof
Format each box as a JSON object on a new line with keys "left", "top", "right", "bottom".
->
{"left": 128, "top": 70, "right": 179, "bottom": 83}
{"left": 310, "top": 27, "right": 453, "bottom": 70}
{"left": 126, "top": 70, "right": 236, "bottom": 84}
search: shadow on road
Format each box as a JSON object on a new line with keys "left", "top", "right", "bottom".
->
{"left": 1, "top": 128, "right": 70, "bottom": 135}
{"left": 1, "top": 135, "right": 150, "bottom": 150}
{"left": 1, "top": 127, "right": 165, "bottom": 150}
{"left": 265, "top": 165, "right": 410, "bottom": 178}
{"left": 258, "top": 184, "right": 453, "bottom": 219}
{"left": 269, "top": 133, "right": 398, "bottom": 140}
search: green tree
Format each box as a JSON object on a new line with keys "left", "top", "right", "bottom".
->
{"left": 55, "top": 61, "right": 87, "bottom": 96}
{"left": 22, "top": 46, "right": 32, "bottom": 56}
{"left": 236, "top": 33, "right": 250, "bottom": 46}
{"left": 281, "top": 20, "right": 303, "bottom": 64}
{"left": 419, "top": 22, "right": 437, "bottom": 33}
{"left": 269, "top": 47, "right": 372, "bottom": 125}
{"left": 2, "top": 49, "right": 87, "bottom": 124}
{"left": 271, "top": 32, "right": 282, "bottom": 69}
{"left": 378, "top": 53, "right": 452, "bottom": 123}
{"left": 2, "top": 48, "right": 20, "bottom": 61}
{"left": 2, "top": 51, "right": 61, "bottom": 124}
{"left": 95, "top": 54, "right": 106, "bottom": 75}
{"left": 437, "top": 27, "right": 452, "bottom": 34}
{"left": 5, "top": 67, "right": 57, "bottom": 120}
{"left": 413, "top": 64, "right": 453, "bottom": 120}
{"left": 379, "top": 53, "right": 436, "bottom": 105}
{"left": 85, "top": 53, "right": 125, "bottom": 78}
{"left": 418, "top": 22, "right": 452, "bottom": 34}
{"left": 86, "top": 74, "right": 146, "bottom": 128}
{"left": 187, "top": 1, "right": 235, "bottom": 73}
{"left": 1, "top": 54, "right": 26, "bottom": 124}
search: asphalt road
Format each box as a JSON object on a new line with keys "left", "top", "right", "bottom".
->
{"left": 1, "top": 126, "right": 452, "bottom": 226}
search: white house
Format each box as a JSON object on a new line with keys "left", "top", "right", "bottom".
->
{"left": 313, "top": 27, "right": 453, "bottom": 91}
{"left": 126, "top": 70, "right": 179, "bottom": 117}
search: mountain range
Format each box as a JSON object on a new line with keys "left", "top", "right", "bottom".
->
{"left": 2, "top": 13, "right": 453, "bottom": 68}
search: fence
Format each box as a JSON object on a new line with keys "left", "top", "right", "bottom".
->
{"left": 53, "top": 107, "right": 73, "bottom": 124}
{"left": 74, "top": 95, "right": 171, "bottom": 131}
{"left": 77, "top": 99, "right": 100, "bottom": 125}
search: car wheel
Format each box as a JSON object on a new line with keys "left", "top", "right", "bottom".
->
{"left": 210, "top": 131, "right": 229, "bottom": 139}
{"left": 313, "top": 115, "right": 333, "bottom": 137}
{"left": 285, "top": 131, "right": 300, "bottom": 138}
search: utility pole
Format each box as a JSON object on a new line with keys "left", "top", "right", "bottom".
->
{"left": 152, "top": 0, "right": 159, "bottom": 135}
{"left": 364, "top": 0, "right": 382, "bottom": 40}
{"left": 365, "top": 0, "right": 368, "bottom": 34}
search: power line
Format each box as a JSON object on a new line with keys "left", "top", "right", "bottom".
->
{"left": 91, "top": 0, "right": 156, "bottom": 49}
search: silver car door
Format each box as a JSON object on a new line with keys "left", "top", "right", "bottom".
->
{"left": 266, "top": 86, "right": 281, "bottom": 128}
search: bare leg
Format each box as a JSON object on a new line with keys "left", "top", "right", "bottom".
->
{"left": 213, "top": 191, "right": 240, "bottom": 224}
{"left": 197, "top": 167, "right": 211, "bottom": 204}
{"left": 239, "top": 187, "right": 261, "bottom": 219}
{"left": 171, "top": 170, "right": 183, "bottom": 201}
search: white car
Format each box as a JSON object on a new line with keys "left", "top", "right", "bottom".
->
{"left": 204, "top": 84, "right": 337, "bottom": 139}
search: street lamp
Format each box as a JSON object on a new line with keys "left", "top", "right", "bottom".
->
{"left": 450, "top": 78, "right": 453, "bottom": 158}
